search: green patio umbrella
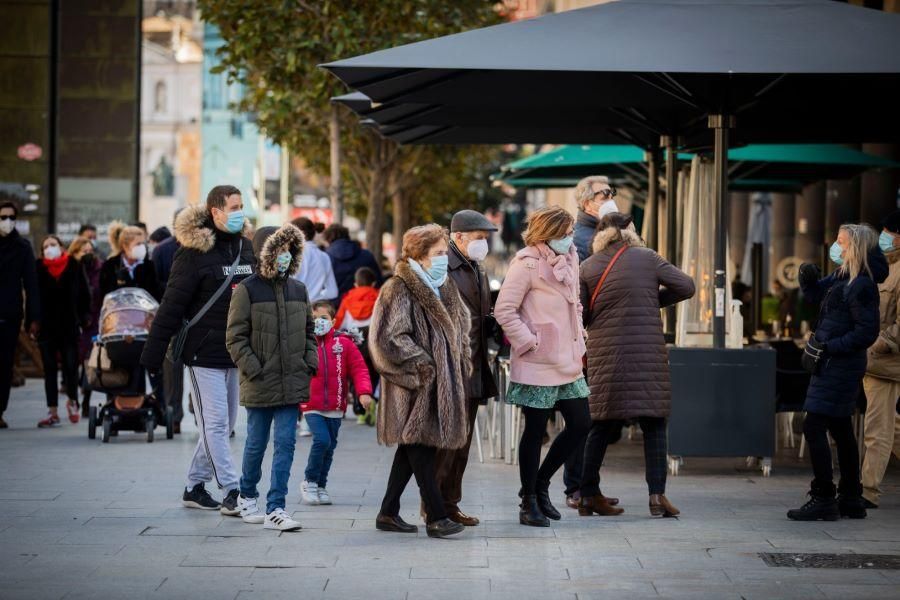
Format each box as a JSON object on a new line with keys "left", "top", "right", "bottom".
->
{"left": 500, "top": 144, "right": 897, "bottom": 184}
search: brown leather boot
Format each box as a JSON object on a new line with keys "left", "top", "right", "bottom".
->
{"left": 649, "top": 494, "right": 680, "bottom": 517}
{"left": 578, "top": 494, "right": 625, "bottom": 516}
{"left": 448, "top": 510, "right": 480, "bottom": 526}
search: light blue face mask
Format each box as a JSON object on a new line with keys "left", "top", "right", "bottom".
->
{"left": 313, "top": 317, "right": 332, "bottom": 337}
{"left": 879, "top": 231, "right": 896, "bottom": 253}
{"left": 275, "top": 251, "right": 292, "bottom": 274}
{"left": 224, "top": 209, "right": 244, "bottom": 234}
{"left": 829, "top": 241, "right": 844, "bottom": 266}
{"left": 427, "top": 255, "right": 449, "bottom": 282}
{"left": 548, "top": 235, "right": 574, "bottom": 255}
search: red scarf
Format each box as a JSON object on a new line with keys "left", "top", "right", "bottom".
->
{"left": 43, "top": 252, "right": 70, "bottom": 280}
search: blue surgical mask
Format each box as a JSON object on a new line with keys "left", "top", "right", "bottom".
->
{"left": 879, "top": 231, "right": 896, "bottom": 253}
{"left": 224, "top": 210, "right": 244, "bottom": 234}
{"left": 276, "top": 251, "right": 292, "bottom": 274}
{"left": 548, "top": 236, "right": 574, "bottom": 255}
{"left": 427, "top": 255, "right": 449, "bottom": 283}
{"left": 829, "top": 241, "right": 844, "bottom": 266}
{"left": 314, "top": 317, "right": 333, "bottom": 337}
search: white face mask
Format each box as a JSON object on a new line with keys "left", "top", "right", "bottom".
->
{"left": 44, "top": 244, "right": 61, "bottom": 260}
{"left": 130, "top": 243, "right": 147, "bottom": 261}
{"left": 0, "top": 219, "right": 14, "bottom": 236}
{"left": 466, "top": 238, "right": 489, "bottom": 262}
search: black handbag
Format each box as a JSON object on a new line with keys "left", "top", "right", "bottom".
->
{"left": 166, "top": 240, "right": 243, "bottom": 363}
{"left": 801, "top": 336, "right": 826, "bottom": 375}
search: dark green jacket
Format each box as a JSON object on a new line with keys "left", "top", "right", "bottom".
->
{"left": 227, "top": 274, "right": 317, "bottom": 408}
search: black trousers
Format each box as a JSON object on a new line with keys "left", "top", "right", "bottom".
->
{"left": 163, "top": 355, "right": 184, "bottom": 423}
{"left": 803, "top": 411, "right": 861, "bottom": 497}
{"left": 563, "top": 437, "right": 585, "bottom": 496}
{"left": 381, "top": 444, "right": 446, "bottom": 523}
{"left": 39, "top": 336, "right": 79, "bottom": 408}
{"left": 0, "top": 318, "right": 20, "bottom": 416}
{"left": 519, "top": 397, "right": 591, "bottom": 496}
{"left": 434, "top": 399, "right": 479, "bottom": 512}
{"left": 581, "top": 417, "right": 668, "bottom": 497}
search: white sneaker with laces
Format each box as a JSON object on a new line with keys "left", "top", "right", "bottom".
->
{"left": 317, "top": 487, "right": 332, "bottom": 505}
{"left": 298, "top": 419, "right": 312, "bottom": 437}
{"left": 239, "top": 495, "right": 264, "bottom": 524}
{"left": 301, "top": 480, "right": 319, "bottom": 505}
{"left": 265, "top": 508, "right": 302, "bottom": 531}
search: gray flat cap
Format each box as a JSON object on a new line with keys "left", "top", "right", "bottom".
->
{"left": 451, "top": 209, "right": 497, "bottom": 233}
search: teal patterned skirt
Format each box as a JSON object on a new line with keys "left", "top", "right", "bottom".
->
{"left": 506, "top": 377, "right": 590, "bottom": 410}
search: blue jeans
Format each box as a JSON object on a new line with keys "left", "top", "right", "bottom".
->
{"left": 304, "top": 414, "right": 342, "bottom": 488}
{"left": 240, "top": 405, "right": 298, "bottom": 513}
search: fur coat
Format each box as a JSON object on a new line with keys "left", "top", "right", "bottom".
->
{"left": 368, "top": 261, "right": 472, "bottom": 450}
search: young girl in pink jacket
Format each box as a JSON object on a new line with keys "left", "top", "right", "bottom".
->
{"left": 300, "top": 301, "right": 373, "bottom": 505}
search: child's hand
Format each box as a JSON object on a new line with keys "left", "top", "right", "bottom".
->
{"left": 360, "top": 394, "right": 374, "bottom": 409}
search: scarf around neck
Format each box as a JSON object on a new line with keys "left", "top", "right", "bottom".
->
{"left": 121, "top": 255, "right": 143, "bottom": 279}
{"left": 537, "top": 243, "right": 576, "bottom": 290}
{"left": 43, "top": 252, "right": 70, "bottom": 280}
{"left": 407, "top": 258, "right": 444, "bottom": 299}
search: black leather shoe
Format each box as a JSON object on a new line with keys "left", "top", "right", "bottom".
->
{"left": 519, "top": 494, "right": 550, "bottom": 527}
{"left": 787, "top": 494, "right": 839, "bottom": 521}
{"left": 426, "top": 518, "right": 465, "bottom": 538}
{"left": 376, "top": 513, "right": 418, "bottom": 533}
{"left": 535, "top": 481, "right": 561, "bottom": 520}
{"left": 862, "top": 498, "right": 878, "bottom": 510}
{"left": 837, "top": 495, "right": 868, "bottom": 519}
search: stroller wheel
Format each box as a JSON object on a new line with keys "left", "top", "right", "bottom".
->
{"left": 165, "top": 406, "right": 174, "bottom": 440}
{"left": 101, "top": 418, "right": 111, "bottom": 443}
{"left": 88, "top": 406, "right": 98, "bottom": 440}
{"left": 146, "top": 418, "right": 155, "bottom": 443}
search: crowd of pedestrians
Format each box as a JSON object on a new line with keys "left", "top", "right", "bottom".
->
{"left": 1, "top": 175, "right": 898, "bottom": 535}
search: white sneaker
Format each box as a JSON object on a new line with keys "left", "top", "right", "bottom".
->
{"left": 298, "top": 420, "right": 312, "bottom": 437}
{"left": 301, "top": 481, "right": 319, "bottom": 505}
{"left": 317, "top": 487, "right": 332, "bottom": 505}
{"left": 239, "top": 495, "right": 265, "bottom": 524}
{"left": 264, "top": 508, "right": 302, "bottom": 531}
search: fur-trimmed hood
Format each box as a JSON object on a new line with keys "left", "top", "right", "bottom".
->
{"left": 593, "top": 226, "right": 645, "bottom": 254}
{"left": 174, "top": 205, "right": 252, "bottom": 253}
{"left": 258, "top": 223, "right": 304, "bottom": 280}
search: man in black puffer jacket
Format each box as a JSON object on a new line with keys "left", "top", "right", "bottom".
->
{"left": 0, "top": 201, "right": 40, "bottom": 428}
{"left": 141, "top": 185, "right": 256, "bottom": 515}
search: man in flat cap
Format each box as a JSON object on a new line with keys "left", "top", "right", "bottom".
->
{"left": 861, "top": 209, "right": 900, "bottom": 509}
{"left": 432, "top": 210, "right": 500, "bottom": 526}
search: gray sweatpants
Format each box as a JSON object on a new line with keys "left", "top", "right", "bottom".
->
{"left": 186, "top": 366, "right": 240, "bottom": 491}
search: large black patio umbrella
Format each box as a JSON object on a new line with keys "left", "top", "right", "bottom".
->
{"left": 323, "top": 0, "right": 900, "bottom": 347}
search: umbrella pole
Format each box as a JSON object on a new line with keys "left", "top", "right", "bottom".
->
{"left": 330, "top": 104, "right": 344, "bottom": 223}
{"left": 645, "top": 149, "right": 660, "bottom": 251}
{"left": 662, "top": 135, "right": 678, "bottom": 335}
{"left": 710, "top": 114, "right": 735, "bottom": 349}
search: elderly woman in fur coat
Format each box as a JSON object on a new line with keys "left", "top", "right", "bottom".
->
{"left": 578, "top": 212, "right": 695, "bottom": 519}
{"left": 368, "top": 224, "right": 471, "bottom": 539}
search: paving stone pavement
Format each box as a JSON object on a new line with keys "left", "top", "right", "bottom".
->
{"left": 1, "top": 379, "right": 899, "bottom": 600}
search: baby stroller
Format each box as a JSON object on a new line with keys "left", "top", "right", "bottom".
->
{"left": 85, "top": 288, "right": 173, "bottom": 443}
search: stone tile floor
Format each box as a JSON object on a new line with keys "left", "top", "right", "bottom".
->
{"left": 1, "top": 380, "right": 898, "bottom": 599}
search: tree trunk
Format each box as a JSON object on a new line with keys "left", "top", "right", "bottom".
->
{"left": 393, "top": 190, "right": 411, "bottom": 263}
{"left": 364, "top": 148, "right": 389, "bottom": 263}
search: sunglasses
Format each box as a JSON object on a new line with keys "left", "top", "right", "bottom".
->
{"left": 593, "top": 187, "right": 617, "bottom": 200}
{"left": 0, "top": 215, "right": 15, "bottom": 221}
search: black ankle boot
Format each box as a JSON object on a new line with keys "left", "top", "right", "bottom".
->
{"left": 519, "top": 494, "right": 550, "bottom": 527}
{"left": 535, "top": 481, "right": 561, "bottom": 520}
{"left": 837, "top": 495, "right": 868, "bottom": 519}
{"left": 787, "top": 494, "right": 840, "bottom": 521}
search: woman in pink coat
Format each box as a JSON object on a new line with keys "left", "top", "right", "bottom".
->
{"left": 495, "top": 206, "right": 591, "bottom": 527}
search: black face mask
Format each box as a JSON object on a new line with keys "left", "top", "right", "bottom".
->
{"left": 81, "top": 253, "right": 96, "bottom": 266}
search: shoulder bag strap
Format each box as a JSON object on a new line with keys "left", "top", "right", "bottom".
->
{"left": 186, "top": 239, "right": 244, "bottom": 329}
{"left": 589, "top": 245, "right": 628, "bottom": 314}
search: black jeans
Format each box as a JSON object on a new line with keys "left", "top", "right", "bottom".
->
{"left": 0, "top": 318, "right": 20, "bottom": 416}
{"left": 381, "top": 444, "right": 446, "bottom": 523}
{"left": 519, "top": 397, "right": 591, "bottom": 496}
{"left": 581, "top": 417, "right": 668, "bottom": 497}
{"left": 39, "top": 336, "right": 79, "bottom": 408}
{"left": 803, "top": 411, "right": 861, "bottom": 497}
